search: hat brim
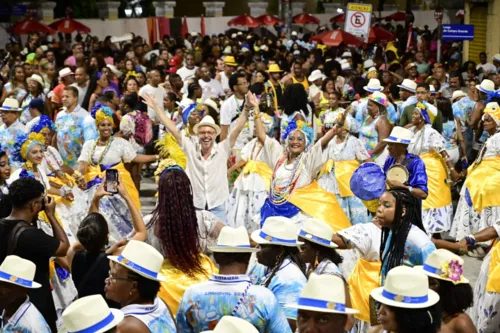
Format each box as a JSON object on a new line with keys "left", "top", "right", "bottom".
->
{"left": 298, "top": 232, "right": 338, "bottom": 248}
{"left": 59, "top": 72, "right": 74, "bottom": 79}
{"left": 383, "top": 137, "right": 414, "bottom": 144}
{"left": 286, "top": 303, "right": 359, "bottom": 315}
{"left": 0, "top": 107, "right": 23, "bottom": 112}
{"left": 0, "top": 276, "right": 41, "bottom": 289}
{"left": 370, "top": 287, "right": 440, "bottom": 309}
{"left": 57, "top": 309, "right": 124, "bottom": 333}
{"left": 476, "top": 85, "right": 494, "bottom": 94}
{"left": 27, "top": 77, "right": 44, "bottom": 86}
{"left": 193, "top": 122, "right": 221, "bottom": 136}
{"left": 267, "top": 69, "right": 283, "bottom": 73}
{"left": 208, "top": 246, "right": 260, "bottom": 253}
{"left": 364, "top": 87, "right": 383, "bottom": 92}
{"left": 414, "top": 266, "right": 470, "bottom": 284}
{"left": 250, "top": 229, "right": 304, "bottom": 247}
{"left": 108, "top": 256, "right": 166, "bottom": 282}
{"left": 396, "top": 85, "right": 416, "bottom": 93}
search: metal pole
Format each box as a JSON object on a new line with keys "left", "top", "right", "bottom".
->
{"left": 437, "top": 22, "right": 442, "bottom": 63}
{"left": 287, "top": 0, "right": 293, "bottom": 39}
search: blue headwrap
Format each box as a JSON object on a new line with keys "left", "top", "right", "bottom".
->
{"left": 281, "top": 120, "right": 315, "bottom": 148}
{"left": 31, "top": 115, "right": 56, "bottom": 134}
{"left": 486, "top": 90, "right": 500, "bottom": 103}
{"left": 181, "top": 103, "right": 198, "bottom": 125}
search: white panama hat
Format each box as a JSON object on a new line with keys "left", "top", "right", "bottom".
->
{"left": 416, "top": 249, "right": 469, "bottom": 284}
{"left": 397, "top": 79, "right": 417, "bottom": 93}
{"left": 209, "top": 226, "right": 260, "bottom": 253}
{"left": 383, "top": 126, "right": 414, "bottom": 144}
{"left": 308, "top": 69, "right": 326, "bottom": 82}
{"left": 371, "top": 266, "right": 440, "bottom": 309}
{"left": 108, "top": 240, "right": 166, "bottom": 282}
{"left": 476, "top": 79, "right": 496, "bottom": 94}
{"left": 342, "top": 51, "right": 352, "bottom": 58}
{"left": 452, "top": 90, "right": 467, "bottom": 102}
{"left": 429, "top": 85, "right": 436, "bottom": 94}
{"left": 58, "top": 67, "right": 74, "bottom": 78}
{"left": 287, "top": 273, "right": 359, "bottom": 314}
{"left": 203, "top": 98, "right": 220, "bottom": 113}
{"left": 251, "top": 216, "right": 304, "bottom": 247}
{"left": 363, "top": 59, "right": 375, "bottom": 69}
{"left": 59, "top": 295, "right": 124, "bottom": 333}
{"left": 0, "top": 255, "right": 41, "bottom": 289}
{"left": 106, "top": 64, "right": 123, "bottom": 78}
{"left": 200, "top": 316, "right": 259, "bottom": 333}
{"left": 363, "top": 78, "right": 383, "bottom": 92}
{"left": 193, "top": 115, "right": 221, "bottom": 136}
{"left": 0, "top": 98, "right": 23, "bottom": 112}
{"left": 298, "top": 218, "right": 338, "bottom": 248}
{"left": 493, "top": 54, "right": 500, "bottom": 62}
{"left": 26, "top": 73, "right": 44, "bottom": 87}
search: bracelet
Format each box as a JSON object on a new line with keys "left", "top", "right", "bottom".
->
{"left": 465, "top": 234, "right": 476, "bottom": 247}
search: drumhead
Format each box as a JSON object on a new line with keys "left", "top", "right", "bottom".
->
{"left": 386, "top": 165, "right": 409, "bottom": 183}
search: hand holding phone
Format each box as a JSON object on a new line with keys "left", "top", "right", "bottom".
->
{"left": 105, "top": 169, "right": 119, "bottom": 194}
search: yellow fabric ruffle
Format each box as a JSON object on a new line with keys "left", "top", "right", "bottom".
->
{"left": 158, "top": 254, "right": 218, "bottom": 314}
{"left": 240, "top": 160, "right": 273, "bottom": 191}
{"left": 465, "top": 157, "right": 500, "bottom": 212}
{"left": 289, "top": 181, "right": 351, "bottom": 232}
{"left": 48, "top": 175, "right": 77, "bottom": 205}
{"left": 487, "top": 241, "right": 500, "bottom": 293}
{"left": 348, "top": 258, "right": 381, "bottom": 323}
{"left": 318, "top": 159, "right": 334, "bottom": 178}
{"left": 420, "top": 152, "right": 451, "bottom": 210}
{"left": 335, "top": 160, "right": 359, "bottom": 197}
{"left": 84, "top": 162, "right": 141, "bottom": 210}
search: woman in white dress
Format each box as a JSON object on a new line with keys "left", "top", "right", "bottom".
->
{"left": 249, "top": 93, "right": 350, "bottom": 232}
{"left": 76, "top": 105, "right": 158, "bottom": 241}
{"left": 450, "top": 102, "right": 500, "bottom": 245}
{"left": 318, "top": 113, "right": 371, "bottom": 225}
{"left": 408, "top": 102, "right": 460, "bottom": 235}
{"left": 226, "top": 113, "right": 274, "bottom": 232}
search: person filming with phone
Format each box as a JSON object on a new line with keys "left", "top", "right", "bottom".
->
{"left": 0, "top": 178, "right": 70, "bottom": 332}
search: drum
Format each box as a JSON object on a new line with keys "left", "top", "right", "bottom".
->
{"left": 386, "top": 164, "right": 409, "bottom": 184}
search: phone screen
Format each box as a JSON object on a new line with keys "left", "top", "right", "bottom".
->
{"left": 105, "top": 169, "right": 119, "bottom": 194}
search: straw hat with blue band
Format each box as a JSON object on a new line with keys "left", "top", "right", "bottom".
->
{"left": 0, "top": 98, "right": 23, "bottom": 111}
{"left": 0, "top": 255, "right": 41, "bottom": 289}
{"left": 415, "top": 249, "right": 469, "bottom": 285}
{"left": 209, "top": 226, "right": 260, "bottom": 253}
{"left": 397, "top": 79, "right": 417, "bottom": 93}
{"left": 286, "top": 273, "right": 359, "bottom": 314}
{"left": 108, "top": 240, "right": 166, "bottom": 282}
{"left": 383, "top": 126, "right": 415, "bottom": 144}
{"left": 371, "top": 266, "right": 440, "bottom": 309}
{"left": 298, "top": 218, "right": 338, "bottom": 248}
{"left": 350, "top": 162, "right": 386, "bottom": 213}
{"left": 251, "top": 216, "right": 303, "bottom": 247}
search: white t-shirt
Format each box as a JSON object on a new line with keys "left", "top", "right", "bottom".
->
{"left": 176, "top": 66, "right": 198, "bottom": 81}
{"left": 70, "top": 82, "right": 89, "bottom": 107}
{"left": 220, "top": 95, "right": 253, "bottom": 151}
{"left": 220, "top": 71, "right": 230, "bottom": 92}
{"left": 138, "top": 84, "right": 167, "bottom": 122}
{"left": 477, "top": 62, "right": 497, "bottom": 74}
{"left": 198, "top": 78, "right": 224, "bottom": 101}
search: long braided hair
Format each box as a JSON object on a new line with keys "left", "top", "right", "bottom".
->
{"left": 264, "top": 246, "right": 307, "bottom": 288}
{"left": 379, "top": 187, "right": 426, "bottom": 277}
{"left": 149, "top": 167, "right": 206, "bottom": 278}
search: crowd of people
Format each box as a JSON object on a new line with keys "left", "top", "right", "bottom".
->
{"left": 1, "top": 23, "right": 500, "bottom": 332}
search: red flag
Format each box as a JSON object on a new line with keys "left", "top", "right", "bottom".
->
{"left": 181, "top": 16, "right": 188, "bottom": 39}
{"left": 201, "top": 15, "right": 206, "bottom": 36}
{"left": 406, "top": 23, "right": 413, "bottom": 52}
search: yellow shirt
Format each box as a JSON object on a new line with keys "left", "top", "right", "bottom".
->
{"left": 292, "top": 75, "right": 310, "bottom": 90}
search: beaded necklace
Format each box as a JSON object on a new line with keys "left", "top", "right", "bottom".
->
{"left": 270, "top": 152, "right": 304, "bottom": 204}
{"left": 88, "top": 137, "right": 114, "bottom": 166}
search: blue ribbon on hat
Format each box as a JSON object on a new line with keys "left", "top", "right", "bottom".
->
{"left": 0, "top": 106, "right": 21, "bottom": 111}
{"left": 299, "top": 230, "right": 332, "bottom": 247}
{"left": 259, "top": 230, "right": 297, "bottom": 244}
{"left": 298, "top": 297, "right": 347, "bottom": 312}
{"left": 381, "top": 289, "right": 429, "bottom": 304}
{"left": 387, "top": 136, "right": 411, "bottom": 144}
{"left": 423, "top": 264, "right": 441, "bottom": 275}
{"left": 68, "top": 312, "right": 115, "bottom": 333}
{"left": 0, "top": 271, "right": 33, "bottom": 287}
{"left": 216, "top": 245, "right": 252, "bottom": 248}
{"left": 117, "top": 255, "right": 159, "bottom": 280}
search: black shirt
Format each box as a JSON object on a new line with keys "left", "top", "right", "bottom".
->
{"left": 0, "top": 218, "right": 60, "bottom": 328}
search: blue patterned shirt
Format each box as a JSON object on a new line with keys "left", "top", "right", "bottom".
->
{"left": 2, "top": 297, "right": 51, "bottom": 333}
{"left": 248, "top": 259, "right": 307, "bottom": 320}
{"left": 176, "top": 274, "right": 291, "bottom": 333}
{"left": 355, "top": 99, "right": 399, "bottom": 125}
{"left": 0, "top": 120, "right": 27, "bottom": 170}
{"left": 452, "top": 96, "right": 476, "bottom": 130}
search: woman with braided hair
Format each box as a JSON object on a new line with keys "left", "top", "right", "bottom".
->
{"left": 145, "top": 158, "right": 224, "bottom": 314}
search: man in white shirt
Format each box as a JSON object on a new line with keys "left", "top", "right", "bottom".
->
{"left": 307, "top": 69, "right": 325, "bottom": 100}
{"left": 477, "top": 52, "right": 497, "bottom": 75}
{"left": 198, "top": 65, "right": 224, "bottom": 101}
{"left": 176, "top": 53, "right": 198, "bottom": 82}
{"left": 142, "top": 93, "right": 251, "bottom": 222}
{"left": 138, "top": 69, "right": 167, "bottom": 124}
{"left": 220, "top": 56, "right": 238, "bottom": 93}
{"left": 69, "top": 67, "right": 89, "bottom": 107}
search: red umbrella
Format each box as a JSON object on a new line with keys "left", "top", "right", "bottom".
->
{"left": 311, "top": 30, "right": 363, "bottom": 48}
{"left": 293, "top": 13, "right": 320, "bottom": 25}
{"left": 228, "top": 14, "right": 260, "bottom": 28}
{"left": 12, "top": 18, "right": 56, "bottom": 35}
{"left": 384, "top": 11, "right": 407, "bottom": 21}
{"left": 201, "top": 15, "right": 206, "bottom": 36}
{"left": 257, "top": 14, "right": 283, "bottom": 26}
{"left": 330, "top": 14, "right": 346, "bottom": 23}
{"left": 49, "top": 18, "right": 91, "bottom": 34}
{"left": 181, "top": 16, "right": 188, "bottom": 38}
{"left": 368, "top": 26, "right": 395, "bottom": 44}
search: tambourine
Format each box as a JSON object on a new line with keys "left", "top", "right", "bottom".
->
{"left": 386, "top": 164, "right": 409, "bottom": 184}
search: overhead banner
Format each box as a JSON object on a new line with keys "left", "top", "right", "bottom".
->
{"left": 345, "top": 3, "right": 372, "bottom": 42}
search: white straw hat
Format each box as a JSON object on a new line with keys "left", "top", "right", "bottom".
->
{"left": 342, "top": 51, "right": 352, "bottom": 58}
{"left": 397, "top": 79, "right": 417, "bottom": 93}
{"left": 416, "top": 249, "right": 469, "bottom": 284}
{"left": 308, "top": 69, "right": 326, "bottom": 82}
{"left": 429, "top": 85, "right": 436, "bottom": 94}
{"left": 452, "top": 90, "right": 467, "bottom": 102}
{"left": 286, "top": 273, "right": 359, "bottom": 314}
{"left": 364, "top": 59, "right": 375, "bottom": 69}
{"left": 493, "top": 54, "right": 500, "bottom": 62}
{"left": 193, "top": 115, "right": 221, "bottom": 136}
{"left": 383, "top": 126, "right": 414, "bottom": 144}
{"left": 58, "top": 67, "right": 74, "bottom": 78}
{"left": 363, "top": 78, "right": 383, "bottom": 92}
{"left": 203, "top": 98, "right": 220, "bottom": 113}
{"left": 201, "top": 316, "right": 259, "bottom": 333}
{"left": 0, "top": 255, "right": 41, "bottom": 289}
{"left": 59, "top": 295, "right": 124, "bottom": 333}
{"left": 298, "top": 218, "right": 337, "bottom": 248}
{"left": 371, "top": 266, "right": 440, "bottom": 309}
{"left": 476, "top": 79, "right": 496, "bottom": 94}
{"left": 0, "top": 98, "right": 23, "bottom": 111}
{"left": 108, "top": 240, "right": 166, "bottom": 282}
{"left": 209, "top": 226, "right": 260, "bottom": 253}
{"left": 341, "top": 60, "right": 351, "bottom": 71}
{"left": 106, "top": 64, "right": 123, "bottom": 78}
{"left": 291, "top": 31, "right": 298, "bottom": 36}
{"left": 251, "top": 216, "right": 304, "bottom": 247}
{"left": 27, "top": 73, "right": 44, "bottom": 87}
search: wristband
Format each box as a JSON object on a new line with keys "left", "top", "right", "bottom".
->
{"left": 465, "top": 234, "right": 476, "bottom": 247}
